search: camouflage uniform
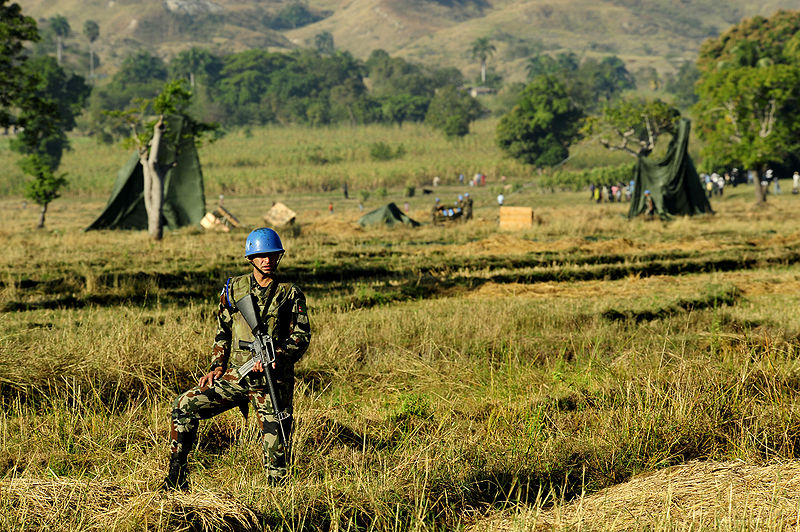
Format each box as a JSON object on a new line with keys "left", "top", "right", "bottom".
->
{"left": 170, "top": 273, "right": 311, "bottom": 480}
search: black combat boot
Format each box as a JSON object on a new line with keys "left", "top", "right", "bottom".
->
{"left": 162, "top": 430, "right": 195, "bottom": 491}
{"left": 162, "top": 454, "right": 189, "bottom": 491}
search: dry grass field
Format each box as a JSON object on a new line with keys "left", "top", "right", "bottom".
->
{"left": 3, "top": 121, "right": 800, "bottom": 530}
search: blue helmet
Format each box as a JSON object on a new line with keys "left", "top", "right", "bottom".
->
{"left": 245, "top": 228, "right": 284, "bottom": 258}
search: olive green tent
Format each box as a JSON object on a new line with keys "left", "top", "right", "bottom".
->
{"left": 628, "top": 119, "right": 712, "bottom": 219}
{"left": 358, "top": 203, "right": 420, "bottom": 227}
{"left": 86, "top": 115, "right": 206, "bottom": 231}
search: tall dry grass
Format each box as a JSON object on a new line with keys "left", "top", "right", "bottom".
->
{"left": 3, "top": 127, "right": 800, "bottom": 529}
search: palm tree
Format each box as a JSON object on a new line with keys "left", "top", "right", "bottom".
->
{"left": 50, "top": 15, "right": 70, "bottom": 66}
{"left": 470, "top": 37, "right": 495, "bottom": 84}
{"left": 83, "top": 20, "right": 99, "bottom": 80}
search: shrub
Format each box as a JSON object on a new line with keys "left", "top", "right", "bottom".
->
{"left": 369, "top": 142, "right": 405, "bottom": 161}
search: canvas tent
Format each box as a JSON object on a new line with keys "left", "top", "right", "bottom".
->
{"left": 358, "top": 203, "right": 420, "bottom": 227}
{"left": 86, "top": 115, "right": 206, "bottom": 231}
{"left": 628, "top": 119, "right": 712, "bottom": 219}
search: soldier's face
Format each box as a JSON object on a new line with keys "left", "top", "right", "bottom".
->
{"left": 250, "top": 252, "right": 283, "bottom": 275}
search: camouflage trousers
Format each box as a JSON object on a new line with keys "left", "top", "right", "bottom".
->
{"left": 170, "top": 367, "right": 294, "bottom": 479}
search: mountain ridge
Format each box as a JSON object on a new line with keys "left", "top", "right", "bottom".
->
{"left": 16, "top": 0, "right": 800, "bottom": 82}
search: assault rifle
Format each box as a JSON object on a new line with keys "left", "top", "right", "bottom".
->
{"left": 235, "top": 293, "right": 290, "bottom": 447}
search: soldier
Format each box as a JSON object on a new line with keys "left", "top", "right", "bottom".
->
{"left": 164, "top": 228, "right": 312, "bottom": 490}
{"left": 463, "top": 193, "right": 473, "bottom": 220}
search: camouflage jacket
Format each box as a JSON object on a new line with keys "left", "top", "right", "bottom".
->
{"left": 209, "top": 274, "right": 311, "bottom": 379}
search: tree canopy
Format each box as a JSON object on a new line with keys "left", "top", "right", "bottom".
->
{"left": 584, "top": 98, "right": 681, "bottom": 158}
{"left": 425, "top": 85, "right": 483, "bottom": 138}
{"left": 0, "top": 0, "right": 39, "bottom": 127}
{"left": 496, "top": 75, "right": 584, "bottom": 167}
{"left": 694, "top": 10, "right": 800, "bottom": 173}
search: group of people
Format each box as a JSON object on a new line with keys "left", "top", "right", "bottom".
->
{"left": 431, "top": 193, "right": 473, "bottom": 223}
{"left": 700, "top": 172, "right": 727, "bottom": 197}
{"left": 589, "top": 181, "right": 635, "bottom": 203}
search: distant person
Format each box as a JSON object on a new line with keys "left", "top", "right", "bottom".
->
{"left": 343, "top": 183, "right": 349, "bottom": 199}
{"left": 432, "top": 176, "right": 441, "bottom": 187}
{"left": 463, "top": 193, "right": 473, "bottom": 220}
{"left": 404, "top": 201, "right": 409, "bottom": 213}
{"left": 762, "top": 169, "right": 772, "bottom": 195}
{"left": 589, "top": 183, "right": 596, "bottom": 201}
{"left": 497, "top": 193, "right": 504, "bottom": 206}
{"left": 644, "top": 190, "right": 656, "bottom": 219}
{"left": 328, "top": 202, "right": 334, "bottom": 213}
{"left": 459, "top": 173, "right": 465, "bottom": 184}
{"left": 793, "top": 171, "right": 800, "bottom": 194}
{"left": 773, "top": 171, "right": 781, "bottom": 195}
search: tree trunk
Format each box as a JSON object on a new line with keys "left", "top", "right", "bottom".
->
{"left": 481, "top": 60, "right": 486, "bottom": 83}
{"left": 89, "top": 47, "right": 94, "bottom": 79}
{"left": 142, "top": 116, "right": 166, "bottom": 240}
{"left": 754, "top": 167, "right": 767, "bottom": 203}
{"left": 37, "top": 203, "right": 47, "bottom": 229}
{"left": 56, "top": 37, "right": 63, "bottom": 66}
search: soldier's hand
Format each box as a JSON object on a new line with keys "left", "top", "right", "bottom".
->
{"left": 198, "top": 367, "right": 224, "bottom": 388}
{"left": 252, "top": 360, "right": 276, "bottom": 372}
{"left": 252, "top": 359, "right": 276, "bottom": 372}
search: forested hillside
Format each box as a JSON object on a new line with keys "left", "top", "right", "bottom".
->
{"left": 15, "top": 0, "right": 800, "bottom": 81}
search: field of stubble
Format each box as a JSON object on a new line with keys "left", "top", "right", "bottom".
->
{"left": 3, "top": 123, "right": 800, "bottom": 530}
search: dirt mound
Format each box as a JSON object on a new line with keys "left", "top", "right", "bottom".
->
{"left": 470, "top": 460, "right": 800, "bottom": 531}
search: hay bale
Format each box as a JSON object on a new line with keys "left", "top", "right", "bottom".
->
{"left": 499, "top": 206, "right": 533, "bottom": 230}
{"left": 0, "top": 477, "right": 261, "bottom": 532}
{"left": 469, "top": 460, "right": 800, "bottom": 531}
{"left": 264, "top": 202, "right": 296, "bottom": 227}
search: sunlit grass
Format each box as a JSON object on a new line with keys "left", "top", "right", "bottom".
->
{"left": 3, "top": 122, "right": 800, "bottom": 529}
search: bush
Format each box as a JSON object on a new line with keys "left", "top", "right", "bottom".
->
{"left": 404, "top": 184, "right": 415, "bottom": 197}
{"left": 369, "top": 142, "right": 406, "bottom": 161}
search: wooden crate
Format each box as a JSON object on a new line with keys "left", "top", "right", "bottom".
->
{"left": 499, "top": 206, "right": 533, "bottom": 230}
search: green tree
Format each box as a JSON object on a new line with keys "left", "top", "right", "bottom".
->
{"left": 525, "top": 54, "right": 559, "bottom": 80}
{"left": 0, "top": 0, "right": 39, "bottom": 128}
{"left": 314, "top": 31, "right": 334, "bottom": 55}
{"left": 169, "top": 47, "right": 221, "bottom": 88}
{"left": 694, "top": 11, "right": 800, "bottom": 203}
{"left": 470, "top": 36, "right": 495, "bottom": 84}
{"left": 496, "top": 75, "right": 584, "bottom": 167}
{"left": 83, "top": 19, "right": 99, "bottom": 79}
{"left": 665, "top": 61, "right": 699, "bottom": 109}
{"left": 49, "top": 14, "right": 69, "bottom": 66}
{"left": 11, "top": 56, "right": 89, "bottom": 227}
{"left": 585, "top": 98, "right": 681, "bottom": 158}
{"left": 106, "top": 80, "right": 216, "bottom": 239}
{"left": 425, "top": 86, "right": 483, "bottom": 138}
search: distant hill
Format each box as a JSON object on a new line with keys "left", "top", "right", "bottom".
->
{"left": 16, "top": 0, "right": 800, "bottom": 82}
